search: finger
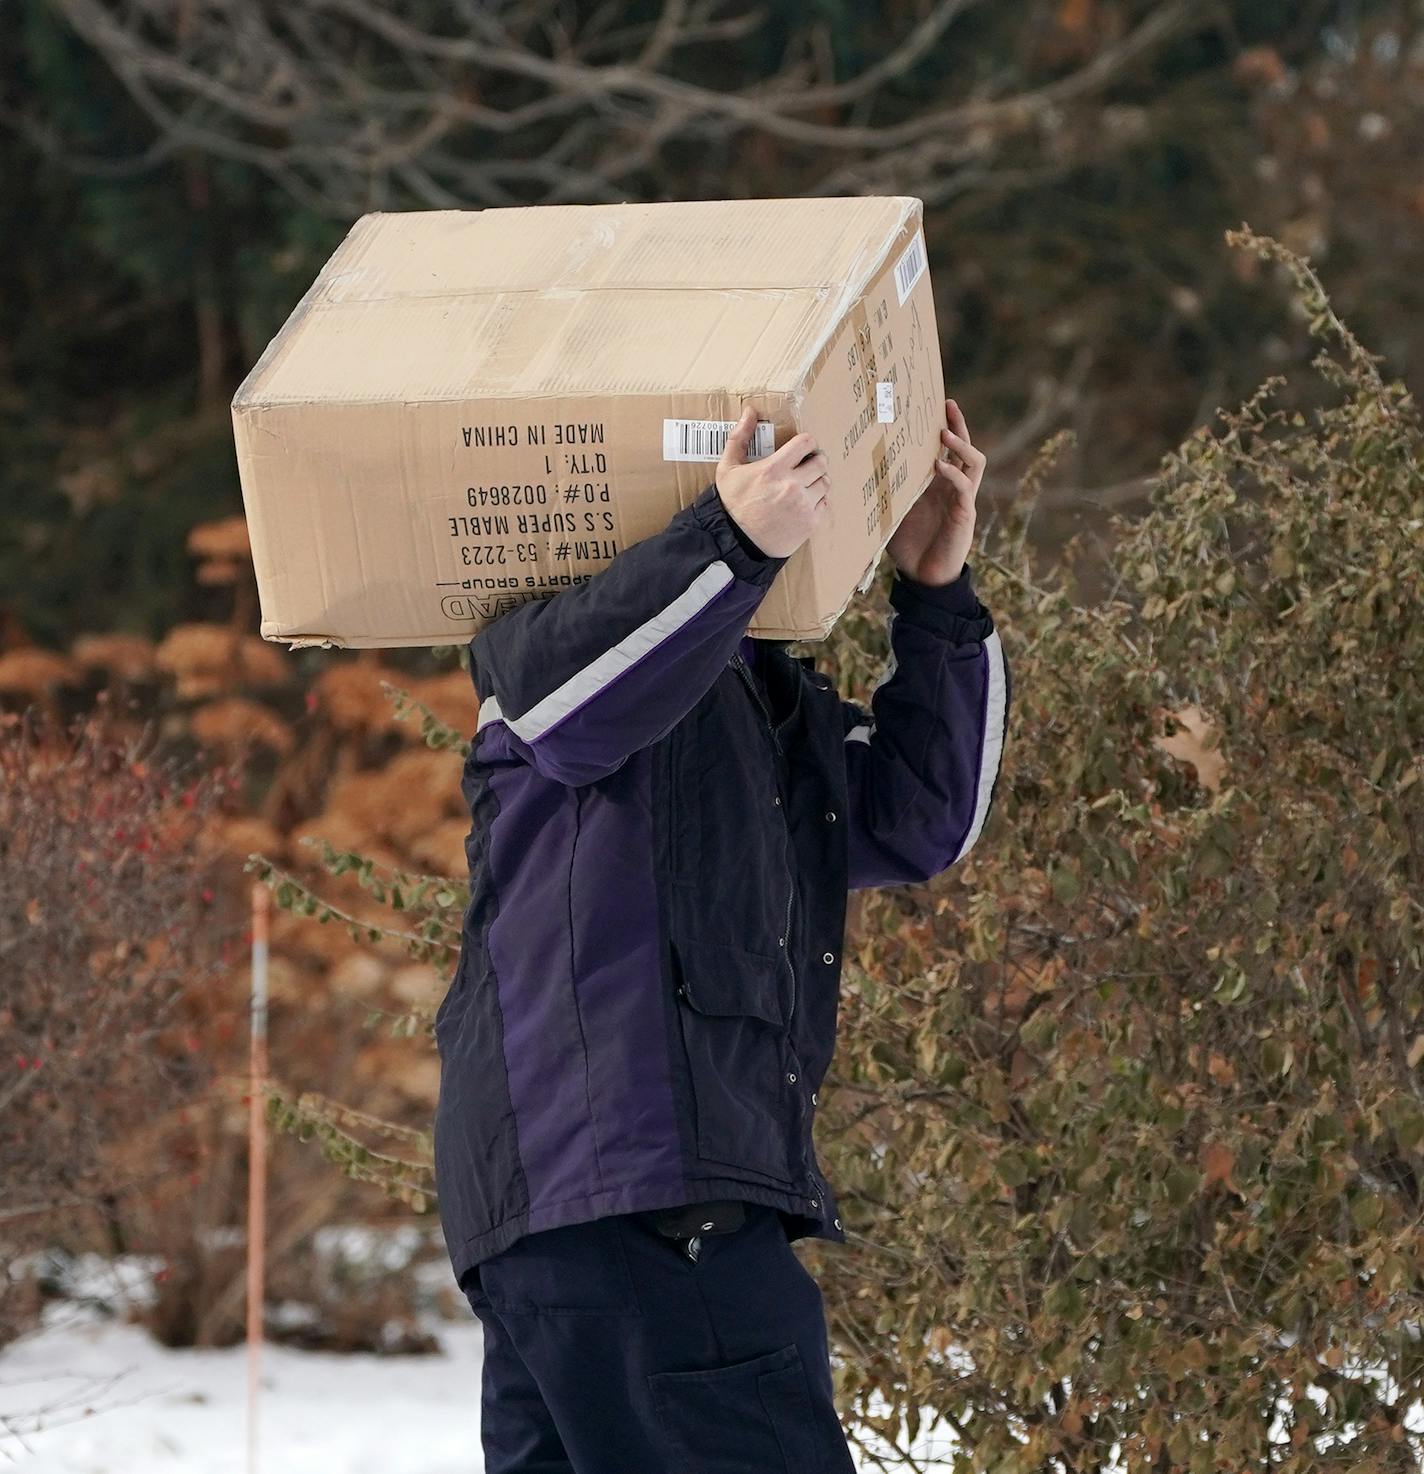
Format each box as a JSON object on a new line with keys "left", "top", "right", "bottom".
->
{"left": 719, "top": 404, "right": 759, "bottom": 468}
{"left": 794, "top": 451, "right": 830, "bottom": 487}
{"left": 772, "top": 431, "right": 820, "bottom": 469}
{"left": 945, "top": 397, "right": 971, "bottom": 445}
{"left": 934, "top": 460, "right": 977, "bottom": 498}
{"left": 940, "top": 428, "right": 985, "bottom": 467}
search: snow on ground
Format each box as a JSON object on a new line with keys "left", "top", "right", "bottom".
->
{"left": 0, "top": 1304, "right": 488, "bottom": 1474}
{"left": 0, "top": 1243, "right": 961, "bottom": 1472}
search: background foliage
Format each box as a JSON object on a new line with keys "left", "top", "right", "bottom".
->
{"left": 812, "top": 231, "right": 1424, "bottom": 1471}
{"left": 2, "top": 2, "right": 1422, "bottom": 1467}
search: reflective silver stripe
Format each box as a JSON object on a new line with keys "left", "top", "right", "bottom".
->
{"left": 476, "top": 691, "right": 505, "bottom": 733}
{"left": 844, "top": 722, "right": 872, "bottom": 745}
{"left": 480, "top": 560, "right": 735, "bottom": 743}
{"left": 951, "top": 629, "right": 1007, "bottom": 864}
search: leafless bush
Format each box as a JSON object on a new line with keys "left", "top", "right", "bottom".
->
{"left": 26, "top": 0, "right": 1195, "bottom": 214}
{"left": 0, "top": 695, "right": 232, "bottom": 1346}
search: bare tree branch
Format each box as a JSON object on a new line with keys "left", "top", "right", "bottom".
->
{"left": 16, "top": 0, "right": 1203, "bottom": 217}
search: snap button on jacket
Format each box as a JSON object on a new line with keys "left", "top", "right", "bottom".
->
{"left": 433, "top": 479, "right": 1011, "bottom": 1287}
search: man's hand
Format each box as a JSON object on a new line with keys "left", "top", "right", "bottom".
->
{"left": 715, "top": 404, "right": 831, "bottom": 559}
{"left": 886, "top": 397, "right": 985, "bottom": 587}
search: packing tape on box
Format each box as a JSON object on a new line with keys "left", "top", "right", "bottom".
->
{"left": 849, "top": 294, "right": 894, "bottom": 585}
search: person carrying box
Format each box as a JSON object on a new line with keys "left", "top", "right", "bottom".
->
{"left": 433, "top": 397, "right": 1011, "bottom": 1473}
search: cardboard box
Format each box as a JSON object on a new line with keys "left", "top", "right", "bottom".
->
{"left": 231, "top": 196, "right": 945, "bottom": 647}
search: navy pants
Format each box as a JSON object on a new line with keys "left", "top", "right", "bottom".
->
{"left": 459, "top": 1202, "right": 859, "bottom": 1473}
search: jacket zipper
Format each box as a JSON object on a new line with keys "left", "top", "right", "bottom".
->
{"left": 730, "top": 651, "right": 797, "bottom": 1033}
{"left": 731, "top": 650, "right": 823, "bottom": 1214}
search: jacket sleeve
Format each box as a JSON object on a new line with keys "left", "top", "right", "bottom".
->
{"left": 468, "top": 479, "right": 787, "bottom": 786}
{"left": 841, "top": 561, "right": 1011, "bottom": 889}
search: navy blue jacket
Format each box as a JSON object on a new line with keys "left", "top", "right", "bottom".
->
{"left": 433, "top": 478, "right": 1011, "bottom": 1285}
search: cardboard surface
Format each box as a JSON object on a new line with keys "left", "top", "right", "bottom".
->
{"left": 231, "top": 196, "right": 946, "bottom": 648}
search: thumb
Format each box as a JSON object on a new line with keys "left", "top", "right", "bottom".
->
{"left": 719, "top": 404, "right": 758, "bottom": 470}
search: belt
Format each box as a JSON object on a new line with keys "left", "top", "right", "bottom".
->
{"left": 641, "top": 1199, "right": 747, "bottom": 1239}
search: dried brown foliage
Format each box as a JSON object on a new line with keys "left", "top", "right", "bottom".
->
{"left": 809, "top": 229, "right": 1424, "bottom": 1471}
{"left": 0, "top": 698, "right": 231, "bottom": 1345}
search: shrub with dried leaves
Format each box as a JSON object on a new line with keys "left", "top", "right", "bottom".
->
{"left": 0, "top": 697, "right": 231, "bottom": 1346}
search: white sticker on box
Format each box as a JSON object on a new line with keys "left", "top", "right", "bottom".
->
{"left": 875, "top": 381, "right": 895, "bottom": 423}
{"left": 663, "top": 417, "right": 775, "bottom": 462}
{"left": 892, "top": 227, "right": 927, "bottom": 306}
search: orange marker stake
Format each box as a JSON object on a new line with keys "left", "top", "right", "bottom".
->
{"left": 246, "top": 882, "right": 270, "bottom": 1474}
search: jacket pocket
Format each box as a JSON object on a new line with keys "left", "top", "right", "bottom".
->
{"left": 673, "top": 935, "right": 785, "bottom": 1026}
{"left": 646, "top": 1342, "right": 819, "bottom": 1474}
{"left": 672, "top": 942, "right": 794, "bottom": 1184}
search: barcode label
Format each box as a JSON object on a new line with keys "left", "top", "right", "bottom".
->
{"left": 876, "top": 381, "right": 895, "bottom": 422}
{"left": 662, "top": 417, "right": 776, "bottom": 462}
{"left": 893, "top": 228, "right": 927, "bottom": 306}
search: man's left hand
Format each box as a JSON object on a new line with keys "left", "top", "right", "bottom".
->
{"left": 886, "top": 397, "right": 985, "bottom": 587}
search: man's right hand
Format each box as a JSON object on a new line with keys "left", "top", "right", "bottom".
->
{"left": 715, "top": 404, "right": 831, "bottom": 559}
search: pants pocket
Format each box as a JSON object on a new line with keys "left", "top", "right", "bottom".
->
{"left": 646, "top": 1342, "right": 828, "bottom": 1474}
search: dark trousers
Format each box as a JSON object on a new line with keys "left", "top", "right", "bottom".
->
{"left": 459, "top": 1202, "right": 859, "bottom": 1473}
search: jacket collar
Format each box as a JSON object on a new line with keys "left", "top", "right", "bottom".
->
{"left": 737, "top": 637, "right": 806, "bottom": 732}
